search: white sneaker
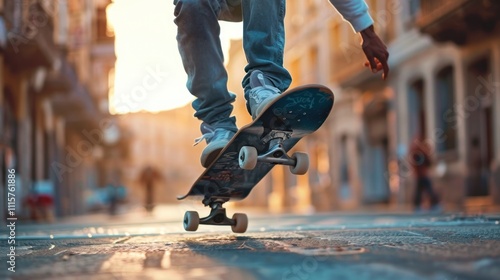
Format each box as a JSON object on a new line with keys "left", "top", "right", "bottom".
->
{"left": 194, "top": 122, "right": 236, "bottom": 167}
{"left": 247, "top": 70, "right": 281, "bottom": 119}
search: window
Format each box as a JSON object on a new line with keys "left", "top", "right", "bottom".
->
{"left": 367, "top": 0, "right": 377, "bottom": 21}
{"left": 435, "top": 66, "right": 457, "bottom": 152}
{"left": 329, "top": 21, "right": 341, "bottom": 53}
{"left": 465, "top": 56, "right": 493, "bottom": 196}
{"left": 308, "top": 46, "right": 319, "bottom": 83}
{"left": 286, "top": 0, "right": 301, "bottom": 33}
{"left": 339, "top": 135, "right": 351, "bottom": 199}
{"left": 409, "top": 0, "right": 420, "bottom": 18}
{"left": 408, "top": 79, "right": 426, "bottom": 140}
{"left": 306, "top": 0, "right": 318, "bottom": 16}
{"left": 290, "top": 58, "right": 301, "bottom": 88}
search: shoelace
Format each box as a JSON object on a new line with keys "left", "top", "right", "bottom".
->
{"left": 249, "top": 85, "right": 280, "bottom": 103}
{"left": 193, "top": 132, "right": 214, "bottom": 146}
{"left": 193, "top": 128, "right": 233, "bottom": 146}
{"left": 193, "top": 124, "right": 215, "bottom": 146}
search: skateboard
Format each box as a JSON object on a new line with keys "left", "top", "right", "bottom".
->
{"left": 177, "top": 85, "right": 334, "bottom": 233}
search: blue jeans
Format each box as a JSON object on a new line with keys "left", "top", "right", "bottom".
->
{"left": 173, "top": 0, "right": 292, "bottom": 131}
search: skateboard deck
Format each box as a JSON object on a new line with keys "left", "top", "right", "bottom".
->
{"left": 178, "top": 85, "right": 334, "bottom": 202}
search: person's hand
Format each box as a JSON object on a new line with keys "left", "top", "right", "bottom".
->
{"left": 360, "top": 25, "right": 389, "bottom": 79}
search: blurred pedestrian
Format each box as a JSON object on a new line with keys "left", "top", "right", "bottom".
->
{"left": 139, "top": 166, "right": 161, "bottom": 212}
{"left": 409, "top": 135, "right": 441, "bottom": 213}
{"left": 106, "top": 183, "right": 119, "bottom": 215}
{"left": 106, "top": 173, "right": 126, "bottom": 216}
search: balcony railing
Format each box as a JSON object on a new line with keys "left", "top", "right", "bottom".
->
{"left": 417, "top": 0, "right": 470, "bottom": 28}
{"left": 4, "top": 0, "right": 58, "bottom": 70}
{"left": 417, "top": 0, "right": 500, "bottom": 45}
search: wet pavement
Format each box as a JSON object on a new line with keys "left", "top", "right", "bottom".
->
{"left": 1, "top": 205, "right": 499, "bottom": 279}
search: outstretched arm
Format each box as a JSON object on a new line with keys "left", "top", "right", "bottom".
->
{"left": 360, "top": 25, "right": 389, "bottom": 79}
{"left": 328, "top": 0, "right": 389, "bottom": 79}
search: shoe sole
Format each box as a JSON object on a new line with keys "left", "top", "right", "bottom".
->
{"left": 253, "top": 94, "right": 280, "bottom": 120}
{"left": 201, "top": 139, "right": 230, "bottom": 168}
{"left": 202, "top": 147, "right": 224, "bottom": 168}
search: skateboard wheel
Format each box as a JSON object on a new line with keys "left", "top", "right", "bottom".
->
{"left": 239, "top": 146, "right": 258, "bottom": 170}
{"left": 290, "top": 152, "right": 309, "bottom": 175}
{"left": 231, "top": 213, "right": 248, "bottom": 233}
{"left": 183, "top": 211, "right": 199, "bottom": 231}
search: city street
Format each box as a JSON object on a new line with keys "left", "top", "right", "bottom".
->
{"left": 2, "top": 1, "right": 500, "bottom": 279}
{"left": 1, "top": 205, "right": 499, "bottom": 280}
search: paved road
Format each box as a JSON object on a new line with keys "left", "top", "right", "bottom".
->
{"left": 1, "top": 205, "right": 499, "bottom": 279}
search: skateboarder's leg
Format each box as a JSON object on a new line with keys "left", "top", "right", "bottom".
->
{"left": 240, "top": 0, "right": 292, "bottom": 117}
{"left": 174, "top": 0, "right": 237, "bottom": 131}
{"left": 174, "top": 0, "right": 239, "bottom": 166}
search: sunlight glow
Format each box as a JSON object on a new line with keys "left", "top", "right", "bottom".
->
{"left": 107, "top": 0, "right": 242, "bottom": 114}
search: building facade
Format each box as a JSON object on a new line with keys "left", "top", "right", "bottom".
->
{"left": 225, "top": 0, "right": 500, "bottom": 212}
{"left": 0, "top": 0, "right": 119, "bottom": 220}
{"left": 411, "top": 0, "right": 500, "bottom": 210}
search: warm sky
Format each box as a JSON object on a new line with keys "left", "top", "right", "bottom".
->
{"left": 106, "top": 0, "right": 242, "bottom": 114}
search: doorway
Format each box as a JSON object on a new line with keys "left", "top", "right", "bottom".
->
{"left": 465, "top": 56, "right": 494, "bottom": 197}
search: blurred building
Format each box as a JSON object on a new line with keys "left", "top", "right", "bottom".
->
{"left": 116, "top": 108, "right": 205, "bottom": 205}
{"left": 0, "top": 0, "right": 121, "bottom": 220}
{"left": 226, "top": 0, "right": 500, "bottom": 212}
{"left": 413, "top": 0, "right": 500, "bottom": 211}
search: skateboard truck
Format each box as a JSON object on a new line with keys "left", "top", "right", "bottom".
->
{"left": 239, "top": 130, "right": 309, "bottom": 174}
{"left": 183, "top": 197, "right": 248, "bottom": 233}
{"left": 258, "top": 136, "right": 295, "bottom": 165}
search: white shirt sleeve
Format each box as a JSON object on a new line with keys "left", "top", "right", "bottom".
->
{"left": 328, "top": 0, "right": 374, "bottom": 33}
